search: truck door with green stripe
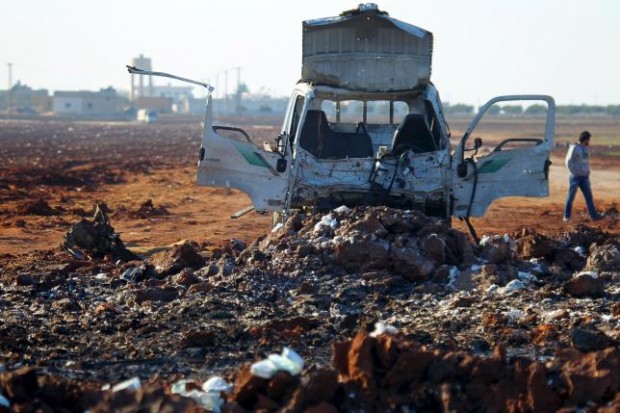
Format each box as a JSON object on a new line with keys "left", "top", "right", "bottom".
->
{"left": 196, "top": 94, "right": 294, "bottom": 212}
{"left": 452, "top": 95, "right": 555, "bottom": 218}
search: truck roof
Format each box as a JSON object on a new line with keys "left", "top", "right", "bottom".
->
{"left": 302, "top": 3, "right": 433, "bottom": 93}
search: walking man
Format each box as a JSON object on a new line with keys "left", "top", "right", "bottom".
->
{"left": 563, "top": 130, "right": 604, "bottom": 222}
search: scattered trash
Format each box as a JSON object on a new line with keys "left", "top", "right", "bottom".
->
{"left": 503, "top": 279, "right": 525, "bottom": 293}
{"left": 314, "top": 213, "right": 338, "bottom": 231}
{"left": 251, "top": 347, "right": 304, "bottom": 378}
{"left": 575, "top": 271, "right": 598, "bottom": 279}
{"left": 369, "top": 321, "right": 398, "bottom": 337}
{"left": 504, "top": 308, "right": 525, "bottom": 321}
{"left": 486, "top": 284, "right": 500, "bottom": 297}
{"left": 121, "top": 267, "right": 142, "bottom": 282}
{"left": 518, "top": 271, "right": 539, "bottom": 283}
{"left": 447, "top": 266, "right": 460, "bottom": 289}
{"left": 250, "top": 359, "right": 279, "bottom": 379}
{"left": 202, "top": 376, "right": 234, "bottom": 393}
{"left": 94, "top": 273, "right": 107, "bottom": 281}
{"left": 171, "top": 376, "right": 232, "bottom": 413}
{"left": 102, "top": 376, "right": 141, "bottom": 392}
{"left": 479, "top": 235, "right": 491, "bottom": 246}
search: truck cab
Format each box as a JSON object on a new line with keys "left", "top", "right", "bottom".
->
{"left": 195, "top": 4, "right": 555, "bottom": 227}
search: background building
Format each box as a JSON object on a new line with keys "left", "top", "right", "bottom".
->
{"left": 53, "top": 87, "right": 126, "bottom": 117}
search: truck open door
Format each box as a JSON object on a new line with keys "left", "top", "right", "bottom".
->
{"left": 452, "top": 95, "right": 555, "bottom": 219}
{"left": 196, "top": 93, "right": 292, "bottom": 212}
{"left": 126, "top": 65, "right": 292, "bottom": 214}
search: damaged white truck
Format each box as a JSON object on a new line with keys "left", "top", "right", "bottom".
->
{"left": 128, "top": 3, "right": 554, "bottom": 239}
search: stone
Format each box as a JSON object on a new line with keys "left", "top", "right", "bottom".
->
{"left": 564, "top": 273, "right": 605, "bottom": 297}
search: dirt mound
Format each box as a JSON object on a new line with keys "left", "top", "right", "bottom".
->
{"left": 1, "top": 205, "right": 619, "bottom": 410}
{"left": 15, "top": 199, "right": 61, "bottom": 216}
{"left": 128, "top": 199, "right": 171, "bottom": 219}
{"left": 1, "top": 334, "right": 618, "bottom": 411}
{"left": 62, "top": 203, "right": 139, "bottom": 261}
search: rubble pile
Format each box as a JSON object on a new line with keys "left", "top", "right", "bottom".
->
{"left": 62, "top": 203, "right": 139, "bottom": 262}
{"left": 0, "top": 206, "right": 619, "bottom": 411}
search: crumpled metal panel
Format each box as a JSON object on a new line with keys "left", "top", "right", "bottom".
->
{"left": 302, "top": 6, "right": 433, "bottom": 92}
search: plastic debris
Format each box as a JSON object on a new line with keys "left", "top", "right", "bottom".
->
{"left": 250, "top": 347, "right": 304, "bottom": 379}
{"left": 282, "top": 347, "right": 304, "bottom": 371}
{"left": 447, "top": 266, "right": 460, "bottom": 289}
{"left": 370, "top": 321, "right": 398, "bottom": 337}
{"left": 574, "top": 246, "right": 587, "bottom": 256}
{"left": 503, "top": 279, "right": 525, "bottom": 293}
{"left": 171, "top": 377, "right": 231, "bottom": 413}
{"left": 334, "top": 205, "right": 350, "bottom": 213}
{"left": 121, "top": 267, "right": 142, "bottom": 282}
{"left": 575, "top": 271, "right": 598, "bottom": 279}
{"left": 504, "top": 308, "right": 525, "bottom": 321}
{"left": 171, "top": 379, "right": 193, "bottom": 394}
{"left": 202, "top": 376, "right": 233, "bottom": 393}
{"left": 102, "top": 376, "right": 141, "bottom": 392}
{"left": 250, "top": 359, "right": 279, "bottom": 379}
{"left": 470, "top": 264, "right": 482, "bottom": 273}
{"left": 66, "top": 248, "right": 85, "bottom": 260}
{"left": 486, "top": 284, "right": 500, "bottom": 297}
{"left": 268, "top": 354, "right": 300, "bottom": 375}
{"left": 479, "top": 235, "right": 491, "bottom": 246}
{"left": 518, "top": 271, "right": 539, "bottom": 283}
{"left": 121, "top": 267, "right": 142, "bottom": 281}
{"left": 314, "top": 214, "right": 338, "bottom": 231}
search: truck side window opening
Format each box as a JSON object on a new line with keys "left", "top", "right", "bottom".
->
{"left": 424, "top": 100, "right": 444, "bottom": 150}
{"left": 290, "top": 96, "right": 305, "bottom": 141}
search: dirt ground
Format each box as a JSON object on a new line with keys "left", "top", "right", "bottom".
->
{"left": 0, "top": 116, "right": 618, "bottom": 255}
{"left": 0, "top": 116, "right": 619, "bottom": 411}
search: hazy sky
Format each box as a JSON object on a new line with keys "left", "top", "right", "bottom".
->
{"left": 2, "top": 0, "right": 619, "bottom": 105}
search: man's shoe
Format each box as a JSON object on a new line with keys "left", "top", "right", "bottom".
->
{"left": 563, "top": 217, "right": 569, "bottom": 222}
{"left": 592, "top": 214, "right": 604, "bottom": 221}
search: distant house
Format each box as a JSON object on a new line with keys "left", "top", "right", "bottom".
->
{"left": 53, "top": 87, "right": 125, "bottom": 116}
{"left": 0, "top": 82, "right": 50, "bottom": 113}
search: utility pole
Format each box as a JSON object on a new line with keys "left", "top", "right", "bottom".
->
{"left": 7, "top": 63, "right": 13, "bottom": 113}
{"left": 224, "top": 69, "right": 229, "bottom": 114}
{"left": 234, "top": 67, "right": 242, "bottom": 114}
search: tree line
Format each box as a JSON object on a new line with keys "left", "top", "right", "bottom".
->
{"left": 443, "top": 103, "right": 620, "bottom": 117}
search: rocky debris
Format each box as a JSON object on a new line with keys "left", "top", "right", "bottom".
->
{"left": 586, "top": 243, "right": 620, "bottom": 272}
{"left": 63, "top": 203, "right": 139, "bottom": 261}
{"left": 571, "top": 324, "right": 618, "bottom": 352}
{"left": 129, "top": 199, "right": 170, "bottom": 219}
{"left": 149, "top": 240, "right": 206, "bottom": 276}
{"left": 564, "top": 272, "right": 605, "bottom": 297}
{"left": 1, "top": 205, "right": 619, "bottom": 411}
{"left": 0, "top": 333, "right": 618, "bottom": 411}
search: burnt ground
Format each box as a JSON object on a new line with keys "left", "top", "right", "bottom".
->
{"left": 0, "top": 117, "right": 619, "bottom": 411}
